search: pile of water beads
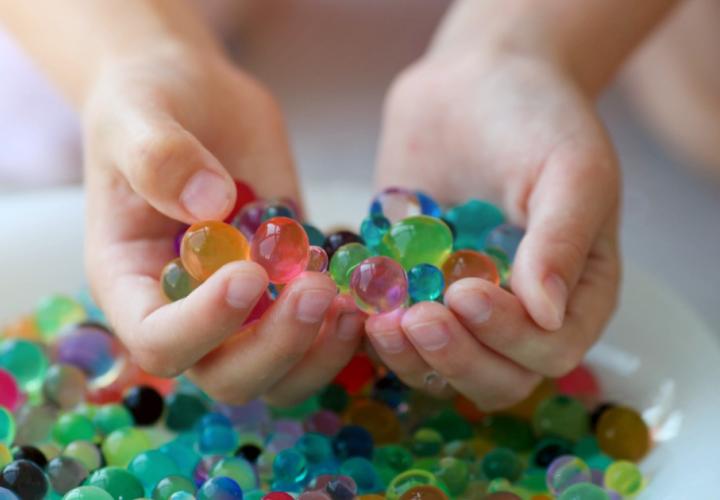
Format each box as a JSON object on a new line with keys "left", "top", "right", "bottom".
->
{"left": 162, "top": 182, "right": 524, "bottom": 313}
{"left": 0, "top": 293, "right": 652, "bottom": 500}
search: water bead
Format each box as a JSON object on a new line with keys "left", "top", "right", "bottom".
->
{"left": 603, "top": 460, "right": 643, "bottom": 496}
{"left": 0, "top": 409, "right": 15, "bottom": 446}
{"left": 485, "top": 248, "right": 511, "bottom": 286}
{"left": 333, "top": 426, "right": 374, "bottom": 460}
{"left": 332, "top": 354, "right": 375, "bottom": 395}
{"left": 481, "top": 448, "right": 523, "bottom": 482}
{"left": 319, "top": 384, "right": 349, "bottom": 413}
{"left": 181, "top": 221, "right": 250, "bottom": 281}
{"left": 360, "top": 215, "right": 391, "bottom": 253}
{"left": 329, "top": 243, "right": 372, "bottom": 291}
{"left": 200, "top": 425, "right": 239, "bottom": 455}
{"left": 415, "top": 191, "right": 442, "bottom": 218}
{"left": 101, "top": 427, "right": 152, "bottom": 467}
{"left": 0, "top": 370, "right": 20, "bottom": 412}
{"left": 165, "top": 392, "right": 209, "bottom": 432}
{"left": 43, "top": 364, "right": 88, "bottom": 410}
{"left": 161, "top": 259, "right": 200, "bottom": 302}
{"left": 399, "top": 485, "right": 449, "bottom": 500}
{"left": 251, "top": 217, "right": 310, "bottom": 284}
{"left": 225, "top": 180, "right": 258, "bottom": 223}
{"left": 34, "top": 295, "right": 86, "bottom": 340}
{"left": 262, "top": 201, "right": 298, "bottom": 222}
{"left": 262, "top": 493, "right": 293, "bottom": 500}
{"left": 127, "top": 449, "right": 181, "bottom": 494}
{"left": 0, "top": 339, "right": 48, "bottom": 392}
{"left": 370, "top": 187, "right": 422, "bottom": 223}
{"left": 441, "top": 250, "right": 500, "bottom": 288}
{"left": 339, "top": 457, "right": 380, "bottom": 493}
{"left": 0, "top": 488, "right": 16, "bottom": 500}
{"left": 62, "top": 486, "right": 115, "bottom": 500}
{"left": 533, "top": 396, "right": 589, "bottom": 443}
{"left": 411, "top": 428, "right": 444, "bottom": 457}
{"left": 86, "top": 467, "right": 145, "bottom": 500}
{"left": 52, "top": 413, "right": 95, "bottom": 446}
{"left": 379, "top": 216, "right": 453, "bottom": 270}
{"left": 170, "top": 492, "right": 197, "bottom": 500}
{"left": 557, "top": 483, "right": 610, "bottom": 500}
{"left": 303, "top": 224, "right": 326, "bottom": 247}
{"left": 305, "top": 246, "right": 329, "bottom": 273}
{"left": 322, "top": 231, "right": 364, "bottom": 261}
{"left": 0, "top": 446, "right": 10, "bottom": 468}
{"left": 11, "top": 446, "right": 47, "bottom": 469}
{"left": 484, "top": 224, "right": 525, "bottom": 262}
{"left": 0, "top": 460, "right": 48, "bottom": 500}
{"left": 478, "top": 414, "right": 534, "bottom": 452}
{"left": 434, "top": 457, "right": 469, "bottom": 496}
{"left": 92, "top": 404, "right": 133, "bottom": 436}
{"left": 350, "top": 257, "right": 408, "bottom": 315}
{"left": 595, "top": 406, "right": 650, "bottom": 461}
{"left": 123, "top": 385, "right": 165, "bottom": 426}
{"left": 273, "top": 449, "right": 308, "bottom": 484}
{"left": 546, "top": 455, "right": 592, "bottom": 495}
{"left": 325, "top": 476, "right": 358, "bottom": 500}
{"left": 233, "top": 200, "right": 270, "bottom": 239}
{"left": 152, "top": 475, "right": 197, "bottom": 500}
{"left": 53, "top": 324, "right": 122, "bottom": 384}
{"left": 345, "top": 399, "right": 401, "bottom": 445}
{"left": 47, "top": 456, "right": 88, "bottom": 495}
{"left": 294, "top": 433, "right": 333, "bottom": 465}
{"left": 211, "top": 457, "right": 258, "bottom": 491}
{"left": 407, "top": 264, "right": 444, "bottom": 303}
{"left": 385, "top": 469, "right": 441, "bottom": 500}
{"left": 443, "top": 199, "right": 505, "bottom": 250}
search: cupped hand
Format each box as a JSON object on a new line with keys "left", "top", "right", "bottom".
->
{"left": 83, "top": 46, "right": 364, "bottom": 405}
{"left": 368, "top": 46, "right": 621, "bottom": 410}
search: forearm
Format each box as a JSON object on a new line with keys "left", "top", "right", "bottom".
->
{"left": 0, "top": 0, "right": 222, "bottom": 105}
{"left": 433, "top": 0, "right": 680, "bottom": 96}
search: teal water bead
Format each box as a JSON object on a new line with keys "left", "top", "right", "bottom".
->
{"left": 129, "top": 450, "right": 181, "bottom": 494}
{"left": 558, "top": 483, "right": 610, "bottom": 500}
{"left": 169, "top": 493, "right": 196, "bottom": 500}
{"left": 52, "top": 413, "right": 95, "bottom": 446}
{"left": 43, "top": 364, "right": 88, "bottom": 410}
{"left": 101, "top": 427, "right": 152, "bottom": 467}
{"left": 533, "top": 396, "right": 589, "bottom": 443}
{"left": 0, "top": 408, "right": 15, "bottom": 445}
{"left": 481, "top": 448, "right": 523, "bottom": 482}
{"left": 152, "top": 476, "right": 196, "bottom": 500}
{"left": 211, "top": 457, "right": 258, "bottom": 491}
{"left": 444, "top": 199, "right": 505, "bottom": 250}
{"left": 197, "top": 476, "right": 244, "bottom": 500}
{"left": 303, "top": 224, "right": 326, "bottom": 247}
{"left": 411, "top": 428, "right": 444, "bottom": 457}
{"left": 340, "top": 457, "right": 380, "bottom": 493}
{"left": 407, "top": 264, "right": 444, "bottom": 302}
{"left": 34, "top": 295, "right": 86, "bottom": 339}
{"left": 434, "top": 457, "right": 469, "bottom": 496}
{"left": 93, "top": 405, "right": 133, "bottom": 436}
{"left": 603, "top": 460, "right": 644, "bottom": 496}
{"left": 329, "top": 243, "right": 372, "bottom": 291}
{"left": 62, "top": 486, "right": 114, "bottom": 500}
{"left": 295, "top": 433, "right": 333, "bottom": 465}
{"left": 273, "top": 449, "right": 308, "bottom": 484}
{"left": 360, "top": 215, "right": 391, "bottom": 253}
{"left": 199, "top": 425, "right": 238, "bottom": 455}
{"left": 165, "top": 392, "right": 209, "bottom": 432}
{"left": 160, "top": 440, "right": 201, "bottom": 475}
{"left": 0, "top": 339, "right": 48, "bottom": 392}
{"left": 379, "top": 216, "right": 453, "bottom": 270}
{"left": 86, "top": 467, "right": 145, "bottom": 500}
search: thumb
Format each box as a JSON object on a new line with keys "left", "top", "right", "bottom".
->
{"left": 510, "top": 145, "right": 619, "bottom": 331}
{"left": 106, "top": 110, "right": 236, "bottom": 223}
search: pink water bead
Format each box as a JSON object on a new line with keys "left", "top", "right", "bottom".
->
{"left": 306, "top": 246, "right": 329, "bottom": 273}
{"left": 251, "top": 217, "right": 310, "bottom": 284}
{"left": 0, "top": 368, "right": 21, "bottom": 411}
{"left": 350, "top": 256, "right": 408, "bottom": 315}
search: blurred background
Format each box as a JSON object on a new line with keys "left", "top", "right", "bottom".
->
{"left": 0, "top": 0, "right": 718, "bottom": 325}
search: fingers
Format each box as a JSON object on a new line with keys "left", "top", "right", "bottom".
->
{"left": 445, "top": 222, "right": 620, "bottom": 378}
{"left": 511, "top": 143, "right": 619, "bottom": 330}
{"left": 263, "top": 294, "right": 365, "bottom": 406}
{"left": 187, "top": 272, "right": 338, "bottom": 404}
{"left": 400, "top": 302, "right": 541, "bottom": 411}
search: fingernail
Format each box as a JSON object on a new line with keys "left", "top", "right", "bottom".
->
{"left": 296, "top": 289, "right": 335, "bottom": 323}
{"left": 336, "top": 313, "right": 360, "bottom": 342}
{"left": 542, "top": 274, "right": 568, "bottom": 329}
{"left": 226, "top": 272, "right": 266, "bottom": 309}
{"left": 181, "top": 170, "right": 234, "bottom": 220}
{"left": 369, "top": 329, "right": 407, "bottom": 354}
{"left": 449, "top": 286, "right": 492, "bottom": 324}
{"left": 405, "top": 321, "right": 450, "bottom": 351}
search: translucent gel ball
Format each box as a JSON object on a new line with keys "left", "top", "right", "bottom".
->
{"left": 370, "top": 187, "right": 422, "bottom": 223}
{"left": 0, "top": 339, "right": 48, "bottom": 392}
{"left": 251, "top": 217, "right": 310, "bottom": 284}
{"left": 224, "top": 180, "right": 258, "bottom": 223}
{"left": 603, "top": 460, "right": 644, "bottom": 496}
{"left": 161, "top": 258, "right": 200, "bottom": 302}
{"left": 0, "top": 408, "right": 15, "bottom": 445}
{"left": 0, "top": 369, "right": 20, "bottom": 412}
{"left": 211, "top": 457, "right": 258, "bottom": 491}
{"left": 262, "top": 201, "right": 298, "bottom": 221}
{"left": 86, "top": 467, "right": 144, "bottom": 500}
{"left": 34, "top": 294, "right": 87, "bottom": 340}
{"left": 232, "top": 200, "right": 269, "bottom": 239}
{"left": 441, "top": 250, "right": 500, "bottom": 288}
{"left": 322, "top": 231, "right": 364, "bottom": 261}
{"left": 407, "top": 264, "right": 444, "bottom": 303}
{"left": 533, "top": 396, "right": 590, "bottom": 443}
{"left": 152, "top": 475, "right": 197, "bottom": 500}
{"left": 595, "top": 406, "right": 650, "bottom": 461}
{"left": 42, "top": 364, "right": 88, "bottom": 410}
{"left": 360, "top": 214, "right": 391, "bottom": 253}
{"left": 53, "top": 324, "right": 123, "bottom": 384}
{"left": 484, "top": 224, "right": 525, "bottom": 262}
{"left": 272, "top": 448, "right": 308, "bottom": 484}
{"left": 181, "top": 221, "right": 250, "bottom": 281}
{"left": 350, "top": 257, "right": 408, "bottom": 315}
{"left": 558, "top": 483, "right": 610, "bottom": 500}
{"left": 379, "top": 216, "right": 453, "bottom": 270}
{"left": 481, "top": 448, "right": 522, "bottom": 482}
{"left": 443, "top": 199, "right": 505, "bottom": 250}
{"left": 306, "top": 246, "right": 329, "bottom": 273}
{"left": 303, "top": 224, "right": 326, "bottom": 247}
{"left": 101, "top": 427, "right": 152, "bottom": 467}
{"left": 61, "top": 485, "right": 114, "bottom": 500}
{"left": 330, "top": 243, "right": 372, "bottom": 291}
{"left": 546, "top": 455, "right": 592, "bottom": 495}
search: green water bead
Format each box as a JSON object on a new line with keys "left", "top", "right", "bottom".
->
{"left": 35, "top": 294, "right": 87, "bottom": 339}
{"left": 532, "top": 396, "right": 589, "bottom": 443}
{"left": 93, "top": 405, "right": 133, "bottom": 436}
{"left": 479, "top": 415, "right": 535, "bottom": 452}
{"left": 329, "top": 243, "right": 372, "bottom": 291}
{"left": 0, "top": 408, "right": 15, "bottom": 445}
{"left": 434, "top": 457, "right": 469, "bottom": 496}
{"left": 129, "top": 450, "right": 181, "bottom": 494}
{"left": 573, "top": 436, "right": 600, "bottom": 459}
{"left": 152, "top": 476, "right": 196, "bottom": 500}
{"left": 165, "top": 392, "right": 209, "bottom": 432}
{"left": 374, "top": 445, "right": 414, "bottom": 485}
{"left": 360, "top": 214, "right": 391, "bottom": 252}
{"left": 603, "top": 460, "right": 644, "bottom": 496}
{"left": 386, "top": 469, "right": 443, "bottom": 500}
{"left": 161, "top": 259, "right": 200, "bottom": 302}
{"left": 86, "top": 466, "right": 145, "bottom": 500}
{"left": 558, "top": 483, "right": 611, "bottom": 500}
{"left": 270, "top": 394, "right": 319, "bottom": 420}
{"left": 481, "top": 447, "right": 523, "bottom": 482}
{"left": 52, "top": 413, "right": 95, "bottom": 446}
{"left": 211, "top": 456, "right": 258, "bottom": 491}
{"left": 379, "top": 216, "right": 453, "bottom": 270}
{"left": 411, "top": 428, "right": 444, "bottom": 457}
{"left": 443, "top": 199, "right": 505, "bottom": 250}
{"left": 319, "top": 384, "right": 349, "bottom": 413}
{"left": 423, "top": 409, "right": 473, "bottom": 442}
{"left": 62, "top": 485, "right": 115, "bottom": 500}
{"left": 0, "top": 339, "right": 48, "bottom": 392}
{"left": 63, "top": 440, "right": 103, "bottom": 472}
{"left": 102, "top": 427, "right": 152, "bottom": 467}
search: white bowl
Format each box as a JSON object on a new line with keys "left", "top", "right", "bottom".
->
{"left": 1, "top": 186, "right": 719, "bottom": 498}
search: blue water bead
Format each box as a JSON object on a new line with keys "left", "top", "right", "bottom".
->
{"left": 197, "top": 476, "right": 244, "bottom": 500}
{"left": 273, "top": 449, "right": 308, "bottom": 485}
{"left": 54, "top": 324, "right": 119, "bottom": 381}
{"left": 128, "top": 449, "right": 181, "bottom": 494}
{"left": 407, "top": 264, "right": 444, "bottom": 302}
{"left": 484, "top": 224, "right": 525, "bottom": 262}
{"left": 0, "top": 488, "right": 17, "bottom": 500}
{"left": 295, "top": 433, "right": 334, "bottom": 465}
{"left": 200, "top": 425, "right": 239, "bottom": 455}
{"left": 198, "top": 412, "right": 233, "bottom": 429}
{"left": 332, "top": 426, "right": 374, "bottom": 460}
{"left": 161, "top": 439, "right": 202, "bottom": 474}
{"left": 416, "top": 191, "right": 442, "bottom": 218}
{"left": 340, "top": 457, "right": 380, "bottom": 494}
{"left": 444, "top": 199, "right": 505, "bottom": 250}
{"left": 262, "top": 201, "right": 297, "bottom": 221}
{"left": 303, "top": 224, "right": 326, "bottom": 247}
{"left": 360, "top": 215, "right": 391, "bottom": 253}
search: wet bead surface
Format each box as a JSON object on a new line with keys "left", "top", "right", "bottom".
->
{"left": 329, "top": 243, "right": 372, "bottom": 292}
{"left": 350, "top": 257, "right": 408, "bottom": 315}
{"left": 595, "top": 406, "right": 650, "bottom": 461}
{"left": 251, "top": 217, "right": 310, "bottom": 284}
{"left": 441, "top": 250, "right": 500, "bottom": 288}
{"left": 379, "top": 216, "right": 453, "bottom": 270}
{"left": 161, "top": 258, "right": 200, "bottom": 301}
{"left": 181, "top": 221, "right": 250, "bottom": 281}
{"left": 407, "top": 264, "right": 444, "bottom": 302}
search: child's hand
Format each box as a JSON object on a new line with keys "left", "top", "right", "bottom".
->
{"left": 368, "top": 42, "right": 620, "bottom": 409}
{"left": 83, "top": 47, "right": 364, "bottom": 405}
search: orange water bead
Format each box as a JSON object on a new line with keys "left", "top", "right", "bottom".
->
{"left": 344, "top": 398, "right": 401, "bottom": 444}
{"left": 400, "top": 485, "right": 449, "bottom": 500}
{"left": 596, "top": 406, "right": 651, "bottom": 461}
{"left": 454, "top": 395, "right": 486, "bottom": 423}
{"left": 2, "top": 315, "right": 41, "bottom": 341}
{"left": 181, "top": 221, "right": 250, "bottom": 281}
{"left": 251, "top": 217, "right": 310, "bottom": 284}
{"left": 441, "top": 250, "right": 500, "bottom": 287}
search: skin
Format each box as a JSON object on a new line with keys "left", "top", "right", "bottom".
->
{"left": 0, "top": 0, "right": 682, "bottom": 408}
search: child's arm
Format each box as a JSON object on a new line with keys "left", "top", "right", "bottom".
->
{"left": 0, "top": 0, "right": 365, "bottom": 405}
{"left": 369, "top": 0, "right": 678, "bottom": 408}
